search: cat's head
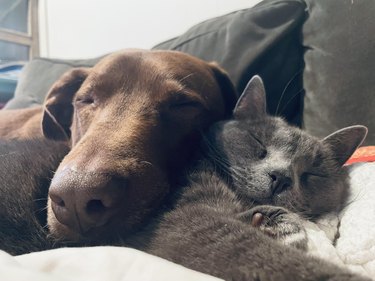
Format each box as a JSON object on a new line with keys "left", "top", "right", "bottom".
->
{"left": 205, "top": 76, "right": 367, "bottom": 217}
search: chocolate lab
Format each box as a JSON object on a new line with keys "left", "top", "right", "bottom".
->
{"left": 40, "top": 49, "right": 237, "bottom": 244}
{"left": 0, "top": 138, "right": 68, "bottom": 255}
{"left": 0, "top": 107, "right": 43, "bottom": 139}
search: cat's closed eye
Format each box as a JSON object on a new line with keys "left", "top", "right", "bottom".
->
{"left": 300, "top": 172, "right": 328, "bottom": 184}
{"left": 258, "top": 148, "right": 267, "bottom": 160}
{"left": 248, "top": 133, "right": 267, "bottom": 160}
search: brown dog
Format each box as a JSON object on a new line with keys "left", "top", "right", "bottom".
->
{"left": 0, "top": 107, "right": 43, "bottom": 139}
{"left": 42, "top": 49, "right": 237, "bottom": 243}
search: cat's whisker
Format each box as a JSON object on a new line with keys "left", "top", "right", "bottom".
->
{"left": 33, "top": 198, "right": 48, "bottom": 202}
{"left": 279, "top": 88, "right": 304, "bottom": 116}
{"left": 210, "top": 154, "right": 230, "bottom": 167}
{"left": 275, "top": 69, "right": 303, "bottom": 116}
{"left": 228, "top": 166, "right": 248, "bottom": 178}
{"left": 205, "top": 147, "right": 233, "bottom": 175}
{"left": 35, "top": 206, "right": 49, "bottom": 213}
{"left": 340, "top": 187, "right": 367, "bottom": 212}
{"left": 42, "top": 223, "right": 49, "bottom": 230}
{"left": 227, "top": 169, "right": 247, "bottom": 183}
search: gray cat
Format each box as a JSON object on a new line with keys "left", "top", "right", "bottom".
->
{"left": 129, "top": 76, "right": 369, "bottom": 281}
{"left": 204, "top": 76, "right": 367, "bottom": 250}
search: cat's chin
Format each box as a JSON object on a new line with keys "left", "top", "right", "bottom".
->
{"left": 249, "top": 194, "right": 298, "bottom": 212}
{"left": 238, "top": 185, "right": 274, "bottom": 204}
{"left": 248, "top": 197, "right": 274, "bottom": 206}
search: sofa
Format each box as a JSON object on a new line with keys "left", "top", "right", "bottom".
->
{"left": 1, "top": 0, "right": 375, "bottom": 280}
{"left": 5, "top": 0, "right": 375, "bottom": 144}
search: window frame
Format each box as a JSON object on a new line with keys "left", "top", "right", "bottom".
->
{"left": 0, "top": 0, "right": 39, "bottom": 60}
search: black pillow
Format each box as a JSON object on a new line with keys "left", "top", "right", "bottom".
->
{"left": 154, "top": 0, "right": 307, "bottom": 126}
{"left": 302, "top": 0, "right": 375, "bottom": 144}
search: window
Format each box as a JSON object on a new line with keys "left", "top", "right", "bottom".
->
{"left": 0, "top": 0, "right": 39, "bottom": 64}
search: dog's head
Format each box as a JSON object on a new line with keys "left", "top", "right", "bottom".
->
{"left": 42, "top": 49, "right": 237, "bottom": 243}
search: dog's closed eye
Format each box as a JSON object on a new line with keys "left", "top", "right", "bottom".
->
{"left": 75, "top": 93, "right": 96, "bottom": 106}
{"left": 168, "top": 92, "right": 204, "bottom": 111}
{"left": 170, "top": 99, "right": 202, "bottom": 109}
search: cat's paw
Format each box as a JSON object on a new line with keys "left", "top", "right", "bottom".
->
{"left": 239, "top": 205, "right": 308, "bottom": 251}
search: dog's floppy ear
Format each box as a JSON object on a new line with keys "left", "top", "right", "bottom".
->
{"left": 42, "top": 67, "right": 90, "bottom": 141}
{"left": 208, "top": 62, "right": 238, "bottom": 117}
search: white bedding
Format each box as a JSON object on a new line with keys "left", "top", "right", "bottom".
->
{"left": 305, "top": 162, "right": 375, "bottom": 280}
{"left": 0, "top": 162, "right": 374, "bottom": 281}
{"left": 336, "top": 162, "right": 375, "bottom": 278}
{"left": 1, "top": 246, "right": 222, "bottom": 281}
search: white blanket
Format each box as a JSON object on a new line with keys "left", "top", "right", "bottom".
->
{"left": 0, "top": 247, "right": 222, "bottom": 281}
{"left": 1, "top": 162, "right": 374, "bottom": 280}
{"left": 337, "top": 162, "right": 375, "bottom": 278}
{"left": 305, "top": 162, "right": 375, "bottom": 280}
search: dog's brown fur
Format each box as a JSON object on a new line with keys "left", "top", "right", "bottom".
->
{"left": 41, "top": 49, "right": 237, "bottom": 244}
{"left": 0, "top": 107, "right": 43, "bottom": 139}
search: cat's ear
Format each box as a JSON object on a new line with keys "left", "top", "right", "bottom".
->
{"left": 322, "top": 125, "right": 368, "bottom": 166}
{"left": 233, "top": 75, "right": 267, "bottom": 120}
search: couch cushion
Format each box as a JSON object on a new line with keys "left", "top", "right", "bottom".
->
{"left": 154, "top": 0, "right": 307, "bottom": 126}
{"left": 302, "top": 0, "right": 375, "bottom": 145}
{"left": 4, "top": 57, "right": 100, "bottom": 109}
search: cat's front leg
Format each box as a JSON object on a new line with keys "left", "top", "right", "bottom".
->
{"left": 238, "top": 205, "right": 308, "bottom": 251}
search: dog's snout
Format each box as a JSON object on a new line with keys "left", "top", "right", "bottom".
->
{"left": 49, "top": 168, "right": 125, "bottom": 233}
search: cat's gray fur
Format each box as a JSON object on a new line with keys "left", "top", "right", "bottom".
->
{"left": 201, "top": 76, "right": 366, "bottom": 250}
{"left": 127, "top": 76, "right": 368, "bottom": 281}
{"left": 0, "top": 138, "right": 69, "bottom": 254}
{"left": 210, "top": 76, "right": 366, "bottom": 216}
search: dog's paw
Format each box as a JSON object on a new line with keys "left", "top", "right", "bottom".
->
{"left": 238, "top": 205, "right": 308, "bottom": 251}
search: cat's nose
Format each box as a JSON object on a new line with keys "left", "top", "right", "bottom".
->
{"left": 269, "top": 171, "right": 292, "bottom": 195}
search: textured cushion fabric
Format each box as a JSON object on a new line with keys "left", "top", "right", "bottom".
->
{"left": 154, "top": 0, "right": 307, "bottom": 126}
{"left": 302, "top": 0, "right": 375, "bottom": 145}
{"left": 4, "top": 57, "right": 100, "bottom": 109}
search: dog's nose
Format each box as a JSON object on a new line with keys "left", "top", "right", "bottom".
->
{"left": 269, "top": 171, "right": 292, "bottom": 195}
{"left": 49, "top": 167, "right": 125, "bottom": 233}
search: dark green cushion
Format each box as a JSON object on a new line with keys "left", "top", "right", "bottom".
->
{"left": 302, "top": 0, "right": 375, "bottom": 144}
{"left": 4, "top": 57, "right": 100, "bottom": 109}
{"left": 154, "top": 0, "right": 307, "bottom": 126}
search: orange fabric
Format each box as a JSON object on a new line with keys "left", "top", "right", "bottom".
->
{"left": 346, "top": 146, "right": 375, "bottom": 165}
